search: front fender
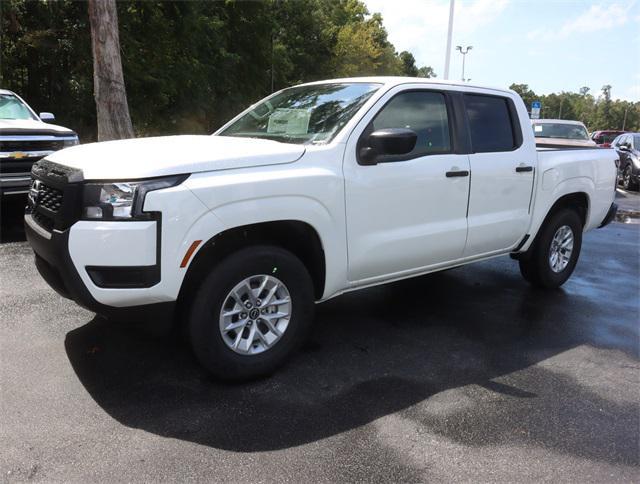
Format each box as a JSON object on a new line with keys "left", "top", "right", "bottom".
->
{"left": 184, "top": 167, "right": 347, "bottom": 299}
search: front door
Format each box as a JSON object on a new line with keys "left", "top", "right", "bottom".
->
{"left": 343, "top": 88, "right": 470, "bottom": 283}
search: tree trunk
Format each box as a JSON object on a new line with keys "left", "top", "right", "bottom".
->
{"left": 88, "top": 0, "right": 134, "bottom": 141}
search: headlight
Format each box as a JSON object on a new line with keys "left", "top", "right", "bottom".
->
{"left": 63, "top": 136, "right": 80, "bottom": 148}
{"left": 82, "top": 175, "right": 187, "bottom": 220}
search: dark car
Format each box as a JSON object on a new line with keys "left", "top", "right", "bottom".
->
{"left": 612, "top": 133, "right": 640, "bottom": 191}
{"left": 591, "top": 130, "right": 626, "bottom": 148}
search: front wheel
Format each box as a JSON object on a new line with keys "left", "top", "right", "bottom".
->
{"left": 519, "top": 208, "right": 583, "bottom": 289}
{"left": 622, "top": 165, "right": 638, "bottom": 191}
{"left": 188, "top": 245, "right": 315, "bottom": 380}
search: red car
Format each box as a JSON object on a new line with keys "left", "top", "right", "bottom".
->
{"left": 591, "top": 130, "right": 626, "bottom": 147}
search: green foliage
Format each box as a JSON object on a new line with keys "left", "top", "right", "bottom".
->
{"left": 416, "top": 66, "right": 436, "bottom": 78}
{"left": 510, "top": 83, "right": 640, "bottom": 132}
{"left": 1, "top": 0, "right": 437, "bottom": 140}
{"left": 0, "top": 0, "right": 95, "bottom": 135}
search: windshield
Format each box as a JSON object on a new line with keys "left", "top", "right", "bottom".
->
{"left": 0, "top": 93, "right": 37, "bottom": 120}
{"left": 219, "top": 83, "right": 381, "bottom": 144}
{"left": 533, "top": 122, "right": 589, "bottom": 140}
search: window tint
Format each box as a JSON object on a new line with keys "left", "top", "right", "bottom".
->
{"left": 464, "top": 94, "right": 515, "bottom": 152}
{"left": 371, "top": 91, "right": 451, "bottom": 157}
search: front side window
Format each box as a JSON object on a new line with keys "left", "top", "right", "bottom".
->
{"left": 220, "top": 83, "right": 381, "bottom": 145}
{"left": 0, "top": 94, "right": 37, "bottom": 121}
{"left": 613, "top": 135, "right": 625, "bottom": 148}
{"left": 465, "top": 94, "right": 516, "bottom": 152}
{"left": 369, "top": 91, "right": 451, "bottom": 159}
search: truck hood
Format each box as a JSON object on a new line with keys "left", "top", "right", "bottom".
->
{"left": 45, "top": 135, "right": 306, "bottom": 180}
{"left": 0, "top": 118, "right": 76, "bottom": 136}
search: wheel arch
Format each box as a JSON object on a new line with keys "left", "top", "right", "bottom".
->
{"left": 177, "top": 220, "right": 327, "bottom": 315}
{"left": 546, "top": 191, "right": 590, "bottom": 227}
{"left": 516, "top": 191, "right": 590, "bottom": 257}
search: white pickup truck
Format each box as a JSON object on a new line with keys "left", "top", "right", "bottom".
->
{"left": 25, "top": 77, "right": 618, "bottom": 379}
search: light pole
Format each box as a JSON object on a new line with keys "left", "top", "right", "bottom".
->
{"left": 443, "top": 0, "right": 455, "bottom": 80}
{"left": 456, "top": 45, "right": 472, "bottom": 82}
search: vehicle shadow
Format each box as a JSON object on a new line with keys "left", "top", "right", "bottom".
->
{"left": 64, "top": 258, "right": 639, "bottom": 462}
{"left": 0, "top": 194, "right": 27, "bottom": 243}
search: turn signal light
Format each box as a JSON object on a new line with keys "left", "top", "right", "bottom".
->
{"left": 180, "top": 240, "right": 202, "bottom": 268}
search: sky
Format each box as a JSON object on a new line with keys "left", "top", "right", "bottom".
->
{"left": 364, "top": 0, "right": 639, "bottom": 102}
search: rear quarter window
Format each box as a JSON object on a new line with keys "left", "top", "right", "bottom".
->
{"left": 464, "top": 94, "right": 517, "bottom": 153}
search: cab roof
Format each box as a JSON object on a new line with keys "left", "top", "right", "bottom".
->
{"left": 297, "top": 76, "right": 513, "bottom": 96}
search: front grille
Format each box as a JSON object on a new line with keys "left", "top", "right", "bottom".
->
{"left": 27, "top": 160, "right": 84, "bottom": 232}
{"left": 39, "top": 183, "right": 64, "bottom": 212}
{"left": 28, "top": 181, "right": 63, "bottom": 231}
{"left": 1, "top": 160, "right": 40, "bottom": 175}
{"left": 0, "top": 139, "right": 64, "bottom": 152}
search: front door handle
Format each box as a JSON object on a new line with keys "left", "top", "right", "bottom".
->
{"left": 446, "top": 170, "right": 470, "bottom": 178}
{"left": 516, "top": 165, "right": 533, "bottom": 173}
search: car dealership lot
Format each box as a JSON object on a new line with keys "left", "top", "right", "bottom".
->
{"left": 1, "top": 197, "right": 639, "bottom": 482}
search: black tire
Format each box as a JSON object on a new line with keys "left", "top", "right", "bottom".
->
{"left": 518, "top": 208, "right": 583, "bottom": 289}
{"left": 188, "top": 245, "right": 315, "bottom": 380}
{"left": 622, "top": 165, "right": 638, "bottom": 191}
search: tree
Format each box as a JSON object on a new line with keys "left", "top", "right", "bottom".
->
{"left": 88, "top": 0, "right": 134, "bottom": 140}
{"left": 509, "top": 83, "right": 537, "bottom": 111}
{"left": 579, "top": 86, "right": 590, "bottom": 96}
{"left": 594, "top": 84, "right": 614, "bottom": 129}
{"left": 331, "top": 12, "right": 403, "bottom": 76}
{"left": 416, "top": 66, "right": 436, "bottom": 78}
{"left": 399, "top": 51, "right": 418, "bottom": 76}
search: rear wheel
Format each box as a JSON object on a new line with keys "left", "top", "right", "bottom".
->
{"left": 188, "top": 245, "right": 315, "bottom": 380}
{"left": 518, "top": 208, "right": 582, "bottom": 289}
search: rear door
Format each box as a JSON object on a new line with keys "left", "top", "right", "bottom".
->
{"left": 463, "top": 93, "right": 535, "bottom": 256}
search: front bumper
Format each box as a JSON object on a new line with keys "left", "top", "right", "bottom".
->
{"left": 25, "top": 214, "right": 174, "bottom": 321}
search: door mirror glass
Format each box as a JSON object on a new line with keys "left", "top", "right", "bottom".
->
{"left": 39, "top": 112, "right": 55, "bottom": 122}
{"left": 359, "top": 128, "right": 417, "bottom": 165}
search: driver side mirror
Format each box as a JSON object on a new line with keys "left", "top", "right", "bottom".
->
{"left": 618, "top": 144, "right": 630, "bottom": 151}
{"left": 359, "top": 128, "right": 418, "bottom": 165}
{"left": 39, "top": 112, "right": 55, "bottom": 122}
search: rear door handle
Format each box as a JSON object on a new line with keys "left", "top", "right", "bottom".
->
{"left": 516, "top": 165, "right": 533, "bottom": 173}
{"left": 446, "top": 170, "right": 470, "bottom": 178}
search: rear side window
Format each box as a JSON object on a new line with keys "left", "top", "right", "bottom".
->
{"left": 371, "top": 91, "right": 451, "bottom": 158}
{"left": 464, "top": 94, "right": 516, "bottom": 152}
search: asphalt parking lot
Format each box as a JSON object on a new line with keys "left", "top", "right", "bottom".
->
{"left": 1, "top": 193, "right": 639, "bottom": 482}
